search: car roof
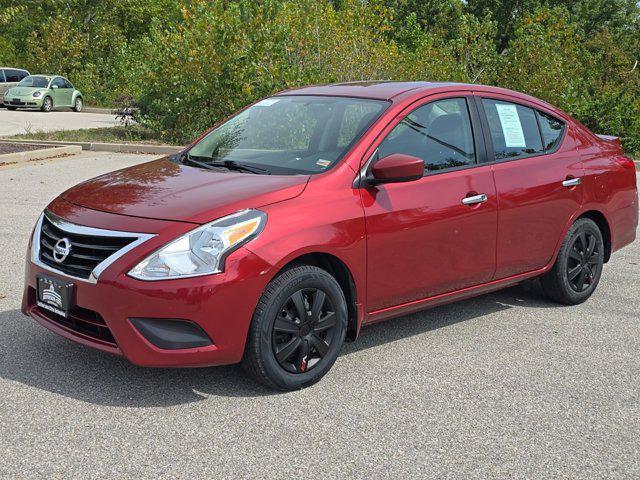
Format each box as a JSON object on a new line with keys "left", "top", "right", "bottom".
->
{"left": 275, "top": 81, "right": 549, "bottom": 107}
{"left": 0, "top": 67, "right": 29, "bottom": 71}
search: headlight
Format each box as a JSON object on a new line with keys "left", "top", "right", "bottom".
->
{"left": 33, "top": 91, "right": 42, "bottom": 98}
{"left": 128, "top": 209, "right": 266, "bottom": 280}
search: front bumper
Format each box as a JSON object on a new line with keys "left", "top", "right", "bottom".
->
{"left": 22, "top": 203, "right": 273, "bottom": 367}
{"left": 3, "top": 96, "right": 43, "bottom": 108}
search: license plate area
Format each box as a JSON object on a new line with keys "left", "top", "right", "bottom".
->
{"left": 37, "top": 275, "right": 74, "bottom": 318}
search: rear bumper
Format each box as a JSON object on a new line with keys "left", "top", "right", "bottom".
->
{"left": 611, "top": 194, "right": 638, "bottom": 253}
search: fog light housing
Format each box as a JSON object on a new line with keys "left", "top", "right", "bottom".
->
{"left": 130, "top": 318, "right": 213, "bottom": 350}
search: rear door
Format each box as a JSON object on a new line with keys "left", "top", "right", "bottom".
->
{"left": 361, "top": 94, "right": 498, "bottom": 312}
{"left": 475, "top": 94, "right": 583, "bottom": 278}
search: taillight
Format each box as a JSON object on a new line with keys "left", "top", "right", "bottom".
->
{"left": 615, "top": 156, "right": 636, "bottom": 171}
{"left": 615, "top": 156, "right": 638, "bottom": 187}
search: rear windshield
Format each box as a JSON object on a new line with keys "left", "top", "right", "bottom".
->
{"left": 17, "top": 76, "right": 49, "bottom": 88}
{"left": 186, "top": 95, "right": 389, "bottom": 175}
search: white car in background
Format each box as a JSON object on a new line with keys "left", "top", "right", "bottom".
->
{"left": 0, "top": 68, "right": 30, "bottom": 103}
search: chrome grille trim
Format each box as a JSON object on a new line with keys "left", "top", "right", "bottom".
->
{"left": 31, "top": 211, "right": 156, "bottom": 284}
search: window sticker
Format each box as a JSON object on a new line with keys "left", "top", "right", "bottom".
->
{"left": 316, "top": 159, "right": 331, "bottom": 168}
{"left": 495, "top": 103, "right": 526, "bottom": 148}
{"left": 255, "top": 98, "right": 280, "bottom": 107}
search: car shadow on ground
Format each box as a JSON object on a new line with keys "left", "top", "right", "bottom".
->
{"left": 0, "top": 282, "right": 561, "bottom": 407}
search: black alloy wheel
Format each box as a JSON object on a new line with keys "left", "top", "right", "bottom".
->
{"left": 541, "top": 218, "right": 604, "bottom": 305}
{"left": 566, "top": 230, "right": 601, "bottom": 293}
{"left": 272, "top": 288, "right": 338, "bottom": 374}
{"left": 242, "top": 265, "right": 347, "bottom": 390}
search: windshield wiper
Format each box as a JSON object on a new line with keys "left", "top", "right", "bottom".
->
{"left": 179, "top": 152, "right": 270, "bottom": 174}
{"left": 179, "top": 152, "right": 217, "bottom": 171}
{"left": 210, "top": 160, "right": 271, "bottom": 175}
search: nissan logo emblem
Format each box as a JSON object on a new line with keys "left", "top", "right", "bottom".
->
{"left": 53, "top": 238, "right": 72, "bottom": 263}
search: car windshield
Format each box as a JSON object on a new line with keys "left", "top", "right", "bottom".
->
{"left": 17, "top": 76, "right": 49, "bottom": 88}
{"left": 185, "top": 95, "right": 388, "bottom": 175}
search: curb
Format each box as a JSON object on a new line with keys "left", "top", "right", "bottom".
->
{"left": 0, "top": 139, "right": 182, "bottom": 155}
{"left": 83, "top": 107, "right": 113, "bottom": 115}
{"left": 0, "top": 145, "right": 82, "bottom": 165}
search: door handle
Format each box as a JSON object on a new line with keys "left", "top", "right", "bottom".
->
{"left": 562, "top": 177, "right": 581, "bottom": 187}
{"left": 461, "top": 193, "right": 488, "bottom": 205}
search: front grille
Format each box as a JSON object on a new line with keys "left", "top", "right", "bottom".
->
{"left": 39, "top": 215, "right": 136, "bottom": 279}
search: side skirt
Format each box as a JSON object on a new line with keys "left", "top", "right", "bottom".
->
{"left": 364, "top": 266, "right": 549, "bottom": 325}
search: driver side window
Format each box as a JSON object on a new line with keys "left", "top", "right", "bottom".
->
{"left": 378, "top": 97, "right": 476, "bottom": 173}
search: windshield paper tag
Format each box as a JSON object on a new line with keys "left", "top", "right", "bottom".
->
{"left": 316, "top": 159, "right": 331, "bottom": 168}
{"left": 255, "top": 98, "right": 280, "bottom": 107}
{"left": 495, "top": 103, "right": 526, "bottom": 148}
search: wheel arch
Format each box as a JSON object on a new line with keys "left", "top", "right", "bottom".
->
{"left": 272, "top": 252, "right": 360, "bottom": 342}
{"left": 577, "top": 210, "right": 612, "bottom": 262}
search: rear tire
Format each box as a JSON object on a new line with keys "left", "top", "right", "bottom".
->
{"left": 242, "top": 265, "right": 347, "bottom": 391}
{"left": 540, "top": 218, "right": 604, "bottom": 305}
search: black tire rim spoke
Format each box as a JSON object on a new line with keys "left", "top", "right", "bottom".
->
{"left": 313, "top": 311, "right": 337, "bottom": 333}
{"left": 566, "top": 230, "right": 601, "bottom": 293}
{"left": 272, "top": 287, "right": 339, "bottom": 374}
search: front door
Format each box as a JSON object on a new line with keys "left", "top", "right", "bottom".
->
{"left": 51, "top": 77, "right": 72, "bottom": 106}
{"left": 476, "top": 95, "right": 583, "bottom": 278}
{"left": 362, "top": 95, "right": 498, "bottom": 312}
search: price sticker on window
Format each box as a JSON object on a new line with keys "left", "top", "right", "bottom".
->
{"left": 495, "top": 103, "right": 526, "bottom": 148}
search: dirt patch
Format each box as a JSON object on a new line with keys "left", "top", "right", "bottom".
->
{"left": 0, "top": 143, "right": 51, "bottom": 155}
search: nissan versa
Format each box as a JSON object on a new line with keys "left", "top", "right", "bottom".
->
{"left": 22, "top": 82, "right": 638, "bottom": 390}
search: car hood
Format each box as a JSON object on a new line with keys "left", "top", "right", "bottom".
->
{"left": 60, "top": 157, "right": 310, "bottom": 224}
{"left": 5, "top": 87, "right": 43, "bottom": 97}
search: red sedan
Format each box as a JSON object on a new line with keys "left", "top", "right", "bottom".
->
{"left": 22, "top": 82, "right": 638, "bottom": 390}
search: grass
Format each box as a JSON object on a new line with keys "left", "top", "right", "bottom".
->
{"left": 4, "top": 125, "right": 171, "bottom": 145}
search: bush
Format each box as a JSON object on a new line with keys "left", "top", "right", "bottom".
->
{"left": 0, "top": 0, "right": 637, "bottom": 154}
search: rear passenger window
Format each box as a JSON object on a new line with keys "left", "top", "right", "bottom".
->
{"left": 482, "top": 99, "right": 542, "bottom": 159}
{"left": 537, "top": 110, "right": 564, "bottom": 151}
{"left": 378, "top": 97, "right": 476, "bottom": 173}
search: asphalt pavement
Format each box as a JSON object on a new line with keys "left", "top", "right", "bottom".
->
{"left": 0, "top": 108, "right": 118, "bottom": 136}
{"left": 0, "top": 153, "right": 638, "bottom": 479}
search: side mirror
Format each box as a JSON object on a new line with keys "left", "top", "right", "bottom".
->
{"left": 368, "top": 153, "right": 424, "bottom": 185}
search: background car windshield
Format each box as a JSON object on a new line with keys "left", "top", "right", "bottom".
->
{"left": 17, "top": 76, "right": 49, "bottom": 88}
{"left": 188, "top": 95, "right": 388, "bottom": 174}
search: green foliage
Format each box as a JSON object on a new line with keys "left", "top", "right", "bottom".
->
{"left": 0, "top": 0, "right": 638, "bottom": 154}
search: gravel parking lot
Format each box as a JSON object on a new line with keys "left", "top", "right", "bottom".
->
{"left": 0, "top": 153, "right": 638, "bottom": 479}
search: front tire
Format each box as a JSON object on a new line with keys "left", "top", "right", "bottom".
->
{"left": 541, "top": 218, "right": 604, "bottom": 305}
{"left": 7, "top": 106, "right": 17, "bottom": 111}
{"left": 72, "top": 97, "right": 83, "bottom": 112}
{"left": 41, "top": 96, "right": 53, "bottom": 112}
{"left": 243, "top": 265, "right": 347, "bottom": 391}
